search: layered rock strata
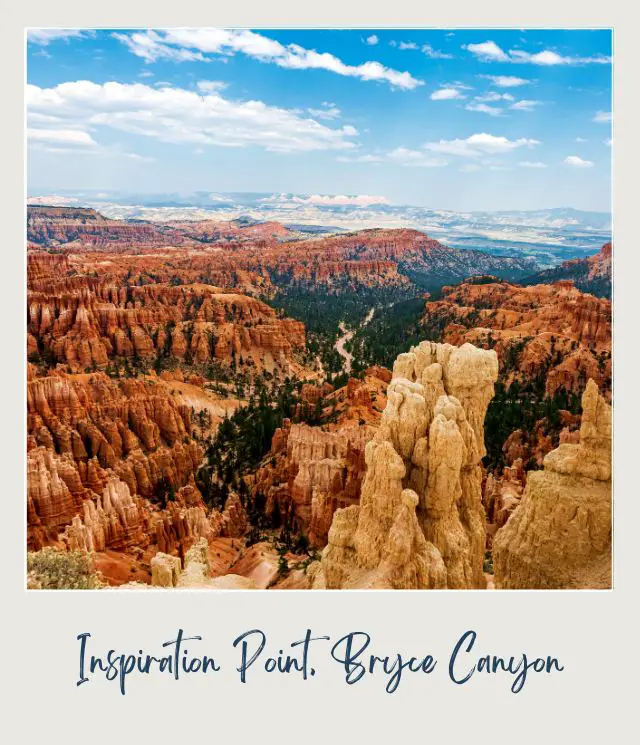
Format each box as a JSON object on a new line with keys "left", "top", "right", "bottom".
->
{"left": 492, "top": 379, "right": 612, "bottom": 589}
{"left": 522, "top": 242, "right": 612, "bottom": 299}
{"left": 251, "top": 371, "right": 388, "bottom": 545}
{"left": 26, "top": 370, "right": 249, "bottom": 574}
{"left": 427, "top": 279, "right": 612, "bottom": 397}
{"left": 28, "top": 277, "right": 305, "bottom": 373}
{"left": 317, "top": 341, "right": 498, "bottom": 589}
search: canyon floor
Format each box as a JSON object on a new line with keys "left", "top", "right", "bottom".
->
{"left": 26, "top": 206, "right": 612, "bottom": 590}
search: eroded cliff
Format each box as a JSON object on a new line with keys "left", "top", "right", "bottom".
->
{"left": 492, "top": 379, "right": 612, "bottom": 589}
{"left": 317, "top": 341, "right": 498, "bottom": 589}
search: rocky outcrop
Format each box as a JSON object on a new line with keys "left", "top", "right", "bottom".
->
{"left": 28, "top": 277, "right": 305, "bottom": 373}
{"left": 27, "top": 373, "right": 203, "bottom": 498}
{"left": 62, "top": 476, "right": 147, "bottom": 553}
{"left": 151, "top": 552, "right": 182, "bottom": 587}
{"left": 426, "top": 278, "right": 611, "bottom": 398}
{"left": 27, "top": 447, "right": 86, "bottom": 548}
{"left": 317, "top": 341, "right": 498, "bottom": 589}
{"left": 252, "top": 372, "right": 388, "bottom": 545}
{"left": 291, "top": 229, "right": 535, "bottom": 285}
{"left": 521, "top": 242, "right": 612, "bottom": 299}
{"left": 483, "top": 459, "right": 526, "bottom": 545}
{"left": 27, "top": 206, "right": 188, "bottom": 248}
{"left": 27, "top": 211, "right": 536, "bottom": 297}
{"left": 493, "top": 379, "right": 611, "bottom": 589}
{"left": 147, "top": 538, "right": 258, "bottom": 589}
{"left": 25, "top": 370, "right": 250, "bottom": 569}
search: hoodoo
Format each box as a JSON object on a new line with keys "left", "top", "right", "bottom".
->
{"left": 316, "top": 341, "right": 498, "bottom": 589}
{"left": 492, "top": 379, "right": 612, "bottom": 589}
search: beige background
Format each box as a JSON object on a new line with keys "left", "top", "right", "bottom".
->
{"left": 4, "top": 2, "right": 637, "bottom": 742}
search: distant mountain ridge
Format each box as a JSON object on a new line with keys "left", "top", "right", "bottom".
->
{"left": 27, "top": 205, "right": 537, "bottom": 289}
{"left": 520, "top": 242, "right": 612, "bottom": 298}
{"left": 27, "top": 192, "right": 611, "bottom": 267}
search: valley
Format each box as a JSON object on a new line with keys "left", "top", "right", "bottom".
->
{"left": 335, "top": 308, "right": 375, "bottom": 373}
{"left": 25, "top": 206, "right": 612, "bottom": 590}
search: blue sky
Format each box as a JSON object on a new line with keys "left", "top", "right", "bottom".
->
{"left": 27, "top": 29, "right": 612, "bottom": 212}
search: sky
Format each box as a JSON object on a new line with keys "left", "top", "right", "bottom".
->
{"left": 26, "top": 29, "right": 612, "bottom": 212}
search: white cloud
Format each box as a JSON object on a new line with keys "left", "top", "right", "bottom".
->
{"left": 604, "top": 138, "right": 612, "bottom": 147}
{"left": 336, "top": 154, "right": 384, "bottom": 164}
{"left": 424, "top": 132, "right": 540, "bottom": 158}
{"left": 475, "top": 92, "right": 514, "bottom": 102}
{"left": 482, "top": 75, "right": 530, "bottom": 88}
{"left": 28, "top": 134, "right": 151, "bottom": 161}
{"left": 115, "top": 29, "right": 423, "bottom": 90}
{"left": 431, "top": 87, "right": 465, "bottom": 100}
{"left": 466, "top": 40, "right": 611, "bottom": 66}
{"left": 575, "top": 137, "right": 588, "bottom": 142}
{"left": 27, "top": 29, "right": 93, "bottom": 45}
{"left": 422, "top": 43, "right": 454, "bottom": 60}
{"left": 28, "top": 128, "right": 98, "bottom": 147}
{"left": 114, "top": 31, "right": 206, "bottom": 62}
{"left": 395, "top": 41, "right": 453, "bottom": 59}
{"left": 196, "top": 80, "right": 228, "bottom": 92}
{"left": 509, "top": 49, "right": 611, "bottom": 66}
{"left": 365, "top": 35, "right": 379, "bottom": 46}
{"left": 518, "top": 161, "right": 547, "bottom": 168}
{"left": 262, "top": 193, "right": 389, "bottom": 207}
{"left": 564, "top": 155, "right": 594, "bottom": 167}
{"left": 464, "top": 41, "right": 510, "bottom": 62}
{"left": 255, "top": 42, "right": 423, "bottom": 90}
{"left": 593, "top": 110, "right": 612, "bottom": 123}
{"left": 27, "top": 80, "right": 360, "bottom": 154}
{"left": 465, "top": 103, "right": 503, "bottom": 116}
{"left": 460, "top": 164, "right": 482, "bottom": 172}
{"left": 337, "top": 148, "right": 447, "bottom": 168}
{"left": 386, "top": 147, "right": 448, "bottom": 167}
{"left": 446, "top": 80, "right": 473, "bottom": 91}
{"left": 307, "top": 102, "right": 341, "bottom": 120}
{"left": 510, "top": 99, "right": 542, "bottom": 111}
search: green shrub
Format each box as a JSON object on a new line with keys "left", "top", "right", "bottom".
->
{"left": 27, "top": 548, "right": 102, "bottom": 590}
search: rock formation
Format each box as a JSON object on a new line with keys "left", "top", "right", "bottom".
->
{"left": 27, "top": 209, "right": 536, "bottom": 296}
{"left": 151, "top": 552, "right": 182, "bottom": 587}
{"left": 27, "top": 206, "right": 189, "bottom": 248}
{"left": 521, "top": 242, "right": 612, "bottom": 299}
{"left": 148, "top": 538, "right": 258, "bottom": 589}
{"left": 25, "top": 206, "right": 612, "bottom": 591}
{"left": 317, "top": 341, "right": 498, "bottom": 589}
{"left": 426, "top": 278, "right": 611, "bottom": 397}
{"left": 28, "top": 275, "right": 306, "bottom": 374}
{"left": 251, "top": 371, "right": 388, "bottom": 545}
{"left": 492, "top": 379, "right": 612, "bottom": 589}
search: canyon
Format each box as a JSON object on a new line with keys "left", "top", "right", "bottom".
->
{"left": 25, "top": 206, "right": 613, "bottom": 590}
{"left": 521, "top": 242, "right": 612, "bottom": 299}
{"left": 28, "top": 206, "right": 536, "bottom": 291}
{"left": 424, "top": 276, "right": 611, "bottom": 397}
{"left": 28, "top": 252, "right": 307, "bottom": 375}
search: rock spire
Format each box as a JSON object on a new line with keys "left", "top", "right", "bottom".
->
{"left": 317, "top": 341, "right": 498, "bottom": 589}
{"left": 493, "top": 379, "right": 612, "bottom": 589}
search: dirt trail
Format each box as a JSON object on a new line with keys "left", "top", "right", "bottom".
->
{"left": 335, "top": 307, "right": 375, "bottom": 374}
